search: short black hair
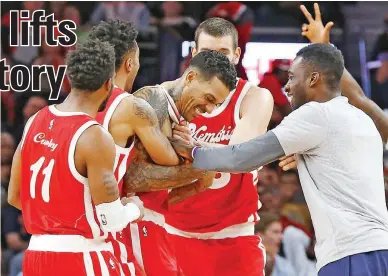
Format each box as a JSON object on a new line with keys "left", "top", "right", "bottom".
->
{"left": 188, "top": 50, "right": 237, "bottom": 91}
{"left": 296, "top": 43, "right": 344, "bottom": 90}
{"left": 195, "top": 17, "right": 238, "bottom": 49}
{"left": 66, "top": 39, "right": 115, "bottom": 91}
{"left": 88, "top": 20, "right": 138, "bottom": 71}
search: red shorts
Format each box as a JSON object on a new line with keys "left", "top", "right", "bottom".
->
{"left": 127, "top": 221, "right": 183, "bottom": 276}
{"left": 23, "top": 249, "right": 121, "bottom": 276}
{"left": 169, "top": 234, "right": 266, "bottom": 276}
{"left": 106, "top": 232, "right": 146, "bottom": 276}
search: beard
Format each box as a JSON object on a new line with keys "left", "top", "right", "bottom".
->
{"left": 98, "top": 82, "right": 114, "bottom": 112}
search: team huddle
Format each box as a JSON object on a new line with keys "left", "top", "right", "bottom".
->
{"left": 7, "top": 3, "right": 388, "bottom": 276}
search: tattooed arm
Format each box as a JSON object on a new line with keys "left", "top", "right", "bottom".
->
{"left": 124, "top": 140, "right": 213, "bottom": 193}
{"left": 128, "top": 94, "right": 180, "bottom": 166}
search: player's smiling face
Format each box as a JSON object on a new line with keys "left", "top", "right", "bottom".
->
{"left": 285, "top": 57, "right": 310, "bottom": 110}
{"left": 181, "top": 71, "right": 230, "bottom": 121}
{"left": 192, "top": 33, "right": 241, "bottom": 65}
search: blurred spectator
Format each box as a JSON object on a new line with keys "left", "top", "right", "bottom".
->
{"left": 259, "top": 187, "right": 283, "bottom": 213}
{"left": 1, "top": 1, "right": 44, "bottom": 63}
{"left": 89, "top": 2, "right": 150, "bottom": 30}
{"left": 206, "top": 2, "right": 254, "bottom": 79}
{"left": 1, "top": 132, "right": 16, "bottom": 166}
{"left": 255, "top": 212, "right": 296, "bottom": 276}
{"left": 371, "top": 14, "right": 388, "bottom": 61}
{"left": 157, "top": 2, "right": 197, "bottom": 82}
{"left": 2, "top": 206, "right": 31, "bottom": 276}
{"left": 31, "top": 38, "right": 71, "bottom": 96}
{"left": 63, "top": 5, "right": 88, "bottom": 44}
{"left": 282, "top": 225, "right": 317, "bottom": 276}
{"left": 11, "top": 95, "right": 48, "bottom": 144}
{"left": 1, "top": 55, "right": 16, "bottom": 126}
{"left": 260, "top": 59, "right": 292, "bottom": 117}
{"left": 48, "top": 1, "right": 67, "bottom": 22}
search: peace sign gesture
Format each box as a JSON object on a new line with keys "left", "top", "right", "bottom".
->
{"left": 300, "top": 3, "right": 334, "bottom": 44}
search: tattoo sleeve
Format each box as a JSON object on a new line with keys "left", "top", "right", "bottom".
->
{"left": 133, "top": 86, "right": 169, "bottom": 128}
{"left": 124, "top": 159, "right": 210, "bottom": 193}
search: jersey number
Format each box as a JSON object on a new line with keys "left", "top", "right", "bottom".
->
{"left": 30, "top": 157, "right": 55, "bottom": 202}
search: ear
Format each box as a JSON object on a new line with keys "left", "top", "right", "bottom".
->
{"left": 233, "top": 47, "right": 242, "bottom": 65}
{"left": 125, "top": 57, "right": 132, "bottom": 73}
{"left": 185, "top": 70, "right": 197, "bottom": 86}
{"left": 106, "top": 77, "right": 113, "bottom": 91}
{"left": 309, "top": 72, "right": 320, "bottom": 87}
{"left": 191, "top": 46, "right": 198, "bottom": 57}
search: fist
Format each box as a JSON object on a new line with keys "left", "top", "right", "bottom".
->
{"left": 122, "top": 195, "right": 145, "bottom": 223}
{"left": 173, "top": 123, "right": 194, "bottom": 145}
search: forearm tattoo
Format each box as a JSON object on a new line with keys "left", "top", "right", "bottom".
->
{"left": 103, "top": 173, "right": 119, "bottom": 198}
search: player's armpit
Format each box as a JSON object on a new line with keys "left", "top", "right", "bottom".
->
{"left": 130, "top": 96, "right": 180, "bottom": 166}
{"left": 229, "top": 86, "right": 274, "bottom": 145}
{"left": 341, "top": 68, "right": 388, "bottom": 144}
{"left": 8, "top": 144, "right": 22, "bottom": 210}
{"left": 76, "top": 125, "right": 120, "bottom": 205}
{"left": 123, "top": 158, "right": 211, "bottom": 193}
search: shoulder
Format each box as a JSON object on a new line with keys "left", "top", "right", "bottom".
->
{"left": 240, "top": 85, "right": 274, "bottom": 114}
{"left": 77, "top": 124, "right": 115, "bottom": 155}
{"left": 133, "top": 86, "right": 169, "bottom": 126}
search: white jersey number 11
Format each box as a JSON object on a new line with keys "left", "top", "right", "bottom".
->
{"left": 30, "top": 157, "right": 55, "bottom": 202}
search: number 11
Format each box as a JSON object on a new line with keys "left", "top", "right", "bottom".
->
{"left": 30, "top": 157, "right": 55, "bottom": 202}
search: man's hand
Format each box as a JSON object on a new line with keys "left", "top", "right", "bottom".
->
{"left": 279, "top": 155, "right": 297, "bottom": 171}
{"left": 122, "top": 194, "right": 145, "bottom": 223}
{"left": 300, "top": 3, "right": 334, "bottom": 44}
{"left": 172, "top": 123, "right": 193, "bottom": 145}
{"left": 169, "top": 137, "right": 196, "bottom": 161}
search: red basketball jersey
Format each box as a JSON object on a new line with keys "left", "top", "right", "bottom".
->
{"left": 167, "top": 79, "right": 261, "bottom": 233}
{"left": 96, "top": 87, "right": 136, "bottom": 196}
{"left": 20, "top": 106, "right": 104, "bottom": 239}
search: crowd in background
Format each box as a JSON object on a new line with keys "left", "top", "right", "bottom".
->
{"left": 1, "top": 1, "right": 388, "bottom": 276}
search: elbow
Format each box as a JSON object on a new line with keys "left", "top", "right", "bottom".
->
{"left": 8, "top": 194, "right": 20, "bottom": 209}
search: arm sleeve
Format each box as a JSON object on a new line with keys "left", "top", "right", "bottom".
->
{"left": 271, "top": 102, "right": 328, "bottom": 155}
{"left": 193, "top": 131, "right": 285, "bottom": 172}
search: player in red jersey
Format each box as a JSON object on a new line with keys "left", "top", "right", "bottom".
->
{"left": 7, "top": 39, "right": 144, "bottom": 276}
{"left": 88, "top": 20, "right": 182, "bottom": 275}
{"left": 121, "top": 50, "right": 238, "bottom": 275}
{"left": 163, "top": 18, "right": 274, "bottom": 276}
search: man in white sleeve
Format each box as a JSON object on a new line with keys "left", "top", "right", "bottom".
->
{"left": 171, "top": 43, "right": 388, "bottom": 276}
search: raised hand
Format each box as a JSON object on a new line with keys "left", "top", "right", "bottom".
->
{"left": 300, "top": 3, "right": 334, "bottom": 44}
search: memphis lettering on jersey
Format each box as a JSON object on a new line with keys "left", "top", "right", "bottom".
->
{"left": 34, "top": 133, "right": 58, "bottom": 152}
{"left": 0, "top": 10, "right": 77, "bottom": 100}
{"left": 190, "top": 124, "right": 234, "bottom": 143}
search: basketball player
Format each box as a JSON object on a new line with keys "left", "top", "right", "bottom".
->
{"left": 279, "top": 3, "right": 388, "bottom": 171}
{"left": 7, "top": 39, "right": 143, "bottom": 275}
{"left": 172, "top": 43, "right": 388, "bottom": 276}
{"left": 88, "top": 19, "right": 181, "bottom": 276}
{"left": 160, "top": 18, "right": 274, "bottom": 276}
{"left": 122, "top": 49, "right": 238, "bottom": 275}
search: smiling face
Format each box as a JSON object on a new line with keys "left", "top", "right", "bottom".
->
{"left": 285, "top": 57, "right": 313, "bottom": 110}
{"left": 181, "top": 71, "right": 231, "bottom": 121}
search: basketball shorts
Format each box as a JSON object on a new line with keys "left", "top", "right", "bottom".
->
{"left": 169, "top": 234, "right": 266, "bottom": 276}
{"left": 318, "top": 250, "right": 388, "bottom": 276}
{"left": 106, "top": 231, "right": 146, "bottom": 276}
{"left": 23, "top": 249, "right": 121, "bottom": 276}
{"left": 127, "top": 221, "right": 183, "bottom": 275}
